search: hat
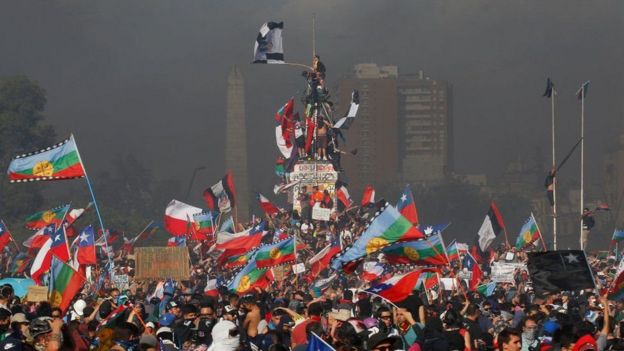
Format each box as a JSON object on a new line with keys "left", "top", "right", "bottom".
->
{"left": 328, "top": 309, "right": 351, "bottom": 322}
{"left": 167, "top": 301, "right": 179, "bottom": 309}
{"left": 543, "top": 320, "right": 560, "bottom": 335}
{"left": 10, "top": 313, "right": 28, "bottom": 323}
{"left": 224, "top": 305, "right": 237, "bottom": 314}
{"left": 573, "top": 334, "right": 597, "bottom": 351}
{"left": 368, "top": 332, "right": 399, "bottom": 349}
{"left": 156, "top": 326, "right": 172, "bottom": 336}
{"left": 145, "top": 321, "right": 156, "bottom": 329}
{"left": 159, "top": 313, "right": 175, "bottom": 326}
{"left": 73, "top": 299, "right": 87, "bottom": 316}
{"left": 139, "top": 334, "right": 158, "bottom": 348}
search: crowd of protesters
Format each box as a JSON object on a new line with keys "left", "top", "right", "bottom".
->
{"left": 0, "top": 199, "right": 622, "bottom": 351}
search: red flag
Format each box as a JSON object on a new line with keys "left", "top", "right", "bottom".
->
{"left": 275, "top": 98, "right": 294, "bottom": 122}
{"left": 0, "top": 221, "right": 13, "bottom": 252}
{"left": 256, "top": 193, "right": 280, "bottom": 217}
{"left": 361, "top": 185, "right": 375, "bottom": 206}
{"left": 76, "top": 226, "right": 96, "bottom": 265}
{"left": 336, "top": 185, "right": 353, "bottom": 211}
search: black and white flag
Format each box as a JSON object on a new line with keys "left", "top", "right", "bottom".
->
{"left": 333, "top": 90, "right": 359, "bottom": 129}
{"left": 253, "top": 21, "right": 284, "bottom": 64}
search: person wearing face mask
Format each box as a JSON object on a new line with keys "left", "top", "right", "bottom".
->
{"left": 520, "top": 316, "right": 540, "bottom": 351}
{"left": 173, "top": 304, "right": 199, "bottom": 347}
{"left": 196, "top": 305, "right": 217, "bottom": 347}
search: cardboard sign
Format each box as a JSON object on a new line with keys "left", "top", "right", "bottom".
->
{"left": 312, "top": 206, "right": 331, "bottom": 221}
{"left": 135, "top": 247, "right": 190, "bottom": 280}
{"left": 26, "top": 286, "right": 48, "bottom": 302}
{"left": 292, "top": 263, "right": 306, "bottom": 274}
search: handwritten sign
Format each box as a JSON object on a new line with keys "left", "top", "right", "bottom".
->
{"left": 491, "top": 262, "right": 526, "bottom": 284}
{"left": 292, "top": 263, "right": 306, "bottom": 274}
{"left": 112, "top": 274, "right": 129, "bottom": 291}
{"left": 26, "top": 286, "right": 48, "bottom": 302}
{"left": 135, "top": 247, "right": 190, "bottom": 280}
{"left": 312, "top": 207, "right": 331, "bottom": 221}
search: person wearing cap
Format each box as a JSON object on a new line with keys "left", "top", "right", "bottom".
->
{"left": 327, "top": 309, "right": 350, "bottom": 343}
{"left": 0, "top": 313, "right": 29, "bottom": 351}
{"left": 27, "top": 317, "right": 64, "bottom": 351}
{"left": 368, "top": 332, "right": 401, "bottom": 351}
{"left": 156, "top": 326, "right": 178, "bottom": 351}
{"left": 138, "top": 334, "right": 158, "bottom": 351}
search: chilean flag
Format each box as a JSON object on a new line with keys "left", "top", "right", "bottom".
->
{"left": 204, "top": 279, "right": 219, "bottom": 297}
{"left": 396, "top": 185, "right": 418, "bottom": 225}
{"left": 31, "top": 226, "right": 70, "bottom": 284}
{"left": 256, "top": 193, "right": 280, "bottom": 217}
{"left": 76, "top": 225, "right": 96, "bottom": 265}
{"left": 307, "top": 240, "right": 342, "bottom": 281}
{"left": 215, "top": 222, "right": 266, "bottom": 252}
{"left": 164, "top": 199, "right": 202, "bottom": 236}
{"left": 361, "top": 261, "right": 385, "bottom": 282}
{"left": 361, "top": 185, "right": 375, "bottom": 207}
{"left": 23, "top": 223, "right": 57, "bottom": 249}
{"left": 167, "top": 236, "right": 187, "bottom": 247}
{"left": 462, "top": 252, "right": 482, "bottom": 291}
{"left": 336, "top": 185, "right": 353, "bottom": 211}
{"left": 365, "top": 268, "right": 434, "bottom": 303}
{"left": 0, "top": 221, "right": 13, "bottom": 251}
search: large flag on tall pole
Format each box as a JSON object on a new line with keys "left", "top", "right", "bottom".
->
{"left": 252, "top": 21, "right": 284, "bottom": 64}
{"left": 576, "top": 81, "right": 590, "bottom": 100}
{"left": 7, "top": 135, "right": 86, "bottom": 182}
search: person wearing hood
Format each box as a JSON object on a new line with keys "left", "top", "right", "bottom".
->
{"left": 208, "top": 320, "right": 239, "bottom": 351}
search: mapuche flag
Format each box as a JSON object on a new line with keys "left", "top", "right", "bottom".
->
{"left": 203, "top": 172, "right": 236, "bottom": 213}
{"left": 49, "top": 256, "right": 86, "bottom": 313}
{"left": 331, "top": 203, "right": 424, "bottom": 271}
{"left": 382, "top": 234, "right": 448, "bottom": 266}
{"left": 527, "top": 250, "right": 595, "bottom": 296}
{"left": 515, "top": 213, "right": 542, "bottom": 249}
{"left": 227, "top": 254, "right": 273, "bottom": 294}
{"left": 477, "top": 201, "right": 506, "bottom": 252}
{"left": 7, "top": 135, "right": 86, "bottom": 183}
{"left": 255, "top": 237, "right": 296, "bottom": 269}
{"left": 25, "top": 204, "right": 70, "bottom": 231}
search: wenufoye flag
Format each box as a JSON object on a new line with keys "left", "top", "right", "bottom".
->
{"left": 7, "top": 135, "right": 86, "bottom": 182}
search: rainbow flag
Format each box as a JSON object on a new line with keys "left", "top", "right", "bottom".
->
{"left": 446, "top": 240, "right": 460, "bottom": 262}
{"left": 515, "top": 213, "right": 541, "bottom": 249}
{"left": 331, "top": 203, "right": 425, "bottom": 271}
{"left": 7, "top": 135, "right": 86, "bottom": 183}
{"left": 255, "top": 237, "right": 296, "bottom": 268}
{"left": 382, "top": 234, "right": 448, "bottom": 266}
{"left": 49, "top": 256, "right": 86, "bottom": 313}
{"left": 612, "top": 229, "right": 624, "bottom": 244}
{"left": 227, "top": 254, "right": 273, "bottom": 294}
{"left": 24, "top": 204, "right": 70, "bottom": 231}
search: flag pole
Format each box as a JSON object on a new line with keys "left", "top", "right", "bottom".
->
{"left": 71, "top": 134, "right": 114, "bottom": 271}
{"left": 1, "top": 220, "right": 21, "bottom": 252}
{"left": 312, "top": 14, "right": 316, "bottom": 59}
{"left": 531, "top": 212, "right": 548, "bottom": 251}
{"left": 579, "top": 84, "right": 586, "bottom": 250}
{"left": 551, "top": 86, "right": 558, "bottom": 250}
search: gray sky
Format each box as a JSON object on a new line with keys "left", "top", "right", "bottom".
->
{"left": 1, "top": 0, "right": 623, "bottom": 209}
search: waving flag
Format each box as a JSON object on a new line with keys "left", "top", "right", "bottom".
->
{"left": 167, "top": 236, "right": 187, "bottom": 247}
{"left": 49, "top": 256, "right": 85, "bottom": 313}
{"left": 252, "top": 21, "right": 284, "bottom": 64}
{"left": 307, "top": 332, "right": 336, "bottom": 351}
{"left": 446, "top": 240, "right": 460, "bottom": 262}
{"left": 307, "top": 240, "right": 341, "bottom": 281}
{"left": 164, "top": 199, "right": 202, "bottom": 236}
{"left": 0, "top": 221, "right": 13, "bottom": 251}
{"left": 612, "top": 229, "right": 624, "bottom": 244}
{"left": 336, "top": 185, "right": 353, "bottom": 211}
{"left": 361, "top": 261, "right": 384, "bottom": 282}
{"left": 257, "top": 193, "right": 280, "bottom": 217}
{"left": 204, "top": 279, "right": 219, "bottom": 297}
{"left": 23, "top": 223, "right": 57, "bottom": 249}
{"left": 576, "top": 80, "right": 590, "bottom": 100}
{"left": 331, "top": 204, "right": 425, "bottom": 271}
{"left": 76, "top": 225, "right": 96, "bottom": 265}
{"left": 365, "top": 268, "right": 433, "bottom": 303}
{"left": 7, "top": 135, "right": 86, "bottom": 183}
{"left": 515, "top": 213, "right": 542, "bottom": 249}
{"left": 216, "top": 222, "right": 266, "bottom": 252}
{"left": 203, "top": 172, "right": 236, "bottom": 213}
{"left": 31, "top": 225, "right": 70, "bottom": 284}
{"left": 476, "top": 282, "right": 496, "bottom": 297}
{"left": 396, "top": 185, "right": 418, "bottom": 224}
{"left": 382, "top": 234, "right": 448, "bottom": 266}
{"left": 462, "top": 252, "right": 482, "bottom": 291}
{"left": 361, "top": 185, "right": 375, "bottom": 206}
{"left": 311, "top": 274, "right": 337, "bottom": 298}
{"left": 219, "top": 216, "right": 234, "bottom": 233}
{"left": 227, "top": 254, "right": 273, "bottom": 294}
{"left": 25, "top": 204, "right": 70, "bottom": 230}
{"left": 255, "top": 237, "right": 296, "bottom": 268}
{"left": 543, "top": 77, "right": 555, "bottom": 98}
{"left": 191, "top": 212, "right": 215, "bottom": 240}
{"left": 608, "top": 269, "right": 624, "bottom": 301}
{"left": 275, "top": 98, "right": 294, "bottom": 122}
{"left": 477, "top": 202, "right": 506, "bottom": 252}
{"left": 219, "top": 249, "right": 255, "bottom": 269}
{"left": 275, "top": 125, "right": 293, "bottom": 158}
{"left": 418, "top": 223, "right": 450, "bottom": 237}
{"left": 333, "top": 90, "right": 360, "bottom": 130}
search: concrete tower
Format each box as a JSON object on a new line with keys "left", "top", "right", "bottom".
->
{"left": 225, "top": 65, "right": 250, "bottom": 221}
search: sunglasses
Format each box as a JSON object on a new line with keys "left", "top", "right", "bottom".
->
{"left": 379, "top": 315, "right": 392, "bottom": 320}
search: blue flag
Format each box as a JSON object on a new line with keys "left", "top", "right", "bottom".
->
{"left": 307, "top": 332, "right": 335, "bottom": 351}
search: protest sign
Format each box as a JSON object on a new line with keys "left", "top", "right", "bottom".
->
{"left": 112, "top": 274, "right": 129, "bottom": 290}
{"left": 26, "top": 286, "right": 48, "bottom": 302}
{"left": 491, "top": 262, "right": 526, "bottom": 283}
{"left": 135, "top": 247, "right": 190, "bottom": 280}
{"left": 292, "top": 263, "right": 306, "bottom": 274}
{"left": 312, "top": 206, "right": 331, "bottom": 221}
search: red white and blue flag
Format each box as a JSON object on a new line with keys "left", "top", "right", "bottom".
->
{"left": 256, "top": 193, "right": 280, "bottom": 217}
{"left": 396, "top": 185, "right": 418, "bottom": 225}
{"left": 336, "top": 185, "right": 353, "bottom": 211}
{"left": 167, "top": 236, "right": 187, "bottom": 247}
{"left": 0, "top": 221, "right": 13, "bottom": 251}
{"left": 462, "top": 251, "right": 482, "bottom": 291}
{"left": 76, "top": 225, "right": 96, "bottom": 265}
{"left": 361, "top": 261, "right": 385, "bottom": 282}
{"left": 365, "top": 268, "right": 434, "bottom": 303}
{"left": 361, "top": 185, "right": 375, "bottom": 207}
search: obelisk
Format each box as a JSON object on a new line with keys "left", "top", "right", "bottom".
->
{"left": 225, "top": 65, "right": 250, "bottom": 221}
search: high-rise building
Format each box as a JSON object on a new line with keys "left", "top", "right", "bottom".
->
{"left": 399, "top": 71, "right": 453, "bottom": 184}
{"left": 334, "top": 64, "right": 452, "bottom": 194}
{"left": 225, "top": 65, "right": 250, "bottom": 220}
{"left": 335, "top": 64, "right": 400, "bottom": 194}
